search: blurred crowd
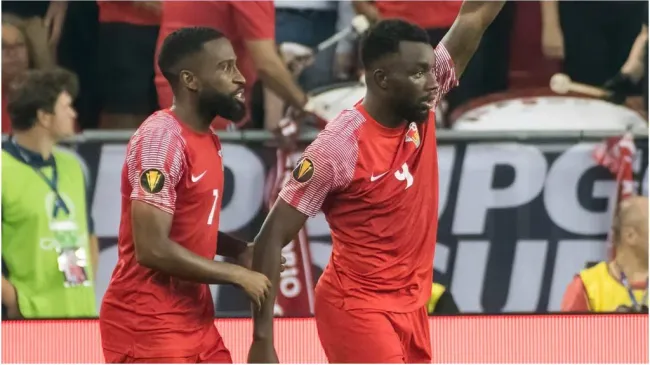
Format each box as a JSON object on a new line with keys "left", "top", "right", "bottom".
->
{"left": 2, "top": 0, "right": 648, "bottom": 135}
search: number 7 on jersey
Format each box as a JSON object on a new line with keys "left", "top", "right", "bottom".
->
{"left": 207, "top": 189, "right": 219, "bottom": 225}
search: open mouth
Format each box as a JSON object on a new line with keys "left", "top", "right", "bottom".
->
{"left": 233, "top": 90, "right": 245, "bottom": 103}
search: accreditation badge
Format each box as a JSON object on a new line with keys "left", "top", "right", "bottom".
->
{"left": 50, "top": 220, "right": 91, "bottom": 288}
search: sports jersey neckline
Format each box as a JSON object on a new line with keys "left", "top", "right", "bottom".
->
{"left": 355, "top": 102, "right": 406, "bottom": 137}
{"left": 164, "top": 109, "right": 216, "bottom": 137}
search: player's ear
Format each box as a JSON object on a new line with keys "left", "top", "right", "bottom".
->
{"left": 372, "top": 68, "right": 388, "bottom": 90}
{"left": 180, "top": 70, "right": 199, "bottom": 92}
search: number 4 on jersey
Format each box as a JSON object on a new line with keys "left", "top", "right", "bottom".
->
{"left": 394, "top": 163, "right": 414, "bottom": 189}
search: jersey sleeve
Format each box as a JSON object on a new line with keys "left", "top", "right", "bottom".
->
{"left": 279, "top": 130, "right": 358, "bottom": 217}
{"left": 126, "top": 127, "right": 187, "bottom": 215}
{"left": 433, "top": 43, "right": 459, "bottom": 107}
{"left": 232, "top": 1, "right": 275, "bottom": 41}
{"left": 560, "top": 276, "right": 591, "bottom": 312}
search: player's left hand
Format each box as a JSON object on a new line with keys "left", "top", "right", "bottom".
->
{"left": 237, "top": 246, "right": 287, "bottom": 272}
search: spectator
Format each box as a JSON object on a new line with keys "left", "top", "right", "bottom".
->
{"left": 2, "top": 1, "right": 61, "bottom": 68}
{"left": 154, "top": 1, "right": 308, "bottom": 131}
{"left": 541, "top": 0, "right": 646, "bottom": 87}
{"left": 3, "top": 1, "right": 102, "bottom": 130}
{"left": 1, "top": 68, "right": 98, "bottom": 319}
{"left": 2, "top": 14, "right": 31, "bottom": 134}
{"left": 603, "top": 23, "right": 648, "bottom": 112}
{"left": 561, "top": 196, "right": 648, "bottom": 313}
{"left": 426, "top": 283, "right": 459, "bottom": 314}
{"left": 274, "top": 0, "right": 352, "bottom": 90}
{"left": 97, "top": 1, "right": 161, "bottom": 129}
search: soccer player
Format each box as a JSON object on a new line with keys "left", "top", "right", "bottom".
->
{"left": 100, "top": 27, "right": 276, "bottom": 363}
{"left": 248, "top": 2, "right": 505, "bottom": 363}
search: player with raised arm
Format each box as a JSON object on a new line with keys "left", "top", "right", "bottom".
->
{"left": 100, "top": 27, "right": 277, "bottom": 363}
{"left": 248, "top": 2, "right": 505, "bottom": 363}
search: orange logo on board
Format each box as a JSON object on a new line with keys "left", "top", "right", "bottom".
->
{"left": 405, "top": 122, "right": 420, "bottom": 148}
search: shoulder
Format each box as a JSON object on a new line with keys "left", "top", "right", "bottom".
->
{"left": 579, "top": 261, "right": 607, "bottom": 279}
{"left": 308, "top": 108, "right": 365, "bottom": 156}
{"left": 53, "top": 147, "right": 89, "bottom": 182}
{"left": 130, "top": 110, "right": 188, "bottom": 152}
{"left": 53, "top": 146, "right": 83, "bottom": 165}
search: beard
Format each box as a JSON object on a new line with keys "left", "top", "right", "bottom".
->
{"left": 198, "top": 89, "right": 246, "bottom": 123}
{"left": 396, "top": 101, "right": 430, "bottom": 124}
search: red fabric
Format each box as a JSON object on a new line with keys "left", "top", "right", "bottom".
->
{"left": 154, "top": 1, "right": 275, "bottom": 130}
{"left": 314, "top": 294, "right": 431, "bottom": 363}
{"left": 97, "top": 1, "right": 160, "bottom": 26}
{"left": 279, "top": 45, "right": 457, "bottom": 313}
{"left": 2, "top": 93, "right": 11, "bottom": 134}
{"left": 102, "top": 334, "right": 232, "bottom": 363}
{"left": 376, "top": 0, "right": 462, "bottom": 29}
{"left": 100, "top": 110, "right": 225, "bottom": 358}
{"left": 561, "top": 276, "right": 591, "bottom": 312}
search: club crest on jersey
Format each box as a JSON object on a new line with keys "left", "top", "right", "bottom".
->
{"left": 292, "top": 158, "right": 314, "bottom": 183}
{"left": 405, "top": 122, "right": 421, "bottom": 148}
{"left": 140, "top": 168, "right": 165, "bottom": 194}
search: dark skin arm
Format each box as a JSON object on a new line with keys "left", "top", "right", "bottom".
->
{"left": 216, "top": 231, "right": 249, "bottom": 258}
{"left": 248, "top": 199, "right": 309, "bottom": 363}
{"left": 442, "top": 1, "right": 506, "bottom": 78}
{"left": 132, "top": 201, "right": 271, "bottom": 308}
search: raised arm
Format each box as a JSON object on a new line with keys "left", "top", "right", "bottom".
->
{"left": 442, "top": 1, "right": 506, "bottom": 77}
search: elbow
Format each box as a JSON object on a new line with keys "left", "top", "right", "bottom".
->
{"left": 134, "top": 242, "right": 167, "bottom": 269}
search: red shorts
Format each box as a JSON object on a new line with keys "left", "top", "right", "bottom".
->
{"left": 103, "top": 336, "right": 232, "bottom": 363}
{"left": 314, "top": 294, "right": 432, "bottom": 363}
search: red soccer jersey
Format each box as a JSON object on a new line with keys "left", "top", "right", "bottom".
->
{"left": 100, "top": 109, "right": 225, "bottom": 358}
{"left": 280, "top": 44, "right": 457, "bottom": 313}
{"left": 153, "top": 1, "right": 275, "bottom": 129}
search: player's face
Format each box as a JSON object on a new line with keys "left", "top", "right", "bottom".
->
{"left": 196, "top": 38, "right": 246, "bottom": 122}
{"left": 387, "top": 41, "right": 437, "bottom": 123}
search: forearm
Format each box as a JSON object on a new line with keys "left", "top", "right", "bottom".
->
{"left": 216, "top": 231, "right": 249, "bottom": 258}
{"left": 1, "top": 276, "right": 17, "bottom": 305}
{"left": 256, "top": 57, "right": 307, "bottom": 110}
{"left": 136, "top": 238, "right": 244, "bottom": 285}
{"left": 621, "top": 25, "right": 648, "bottom": 81}
{"left": 443, "top": 0, "right": 505, "bottom": 76}
{"left": 251, "top": 217, "right": 298, "bottom": 340}
{"left": 251, "top": 236, "right": 283, "bottom": 340}
{"left": 89, "top": 235, "right": 99, "bottom": 278}
{"left": 540, "top": 0, "right": 560, "bottom": 29}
